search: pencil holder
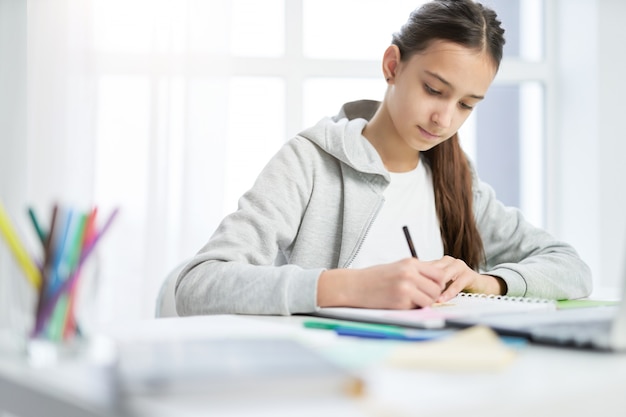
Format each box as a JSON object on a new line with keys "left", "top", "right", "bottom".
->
{"left": 30, "top": 253, "right": 101, "bottom": 350}
{"left": 0, "top": 201, "right": 118, "bottom": 358}
{"left": 0, "top": 256, "right": 34, "bottom": 355}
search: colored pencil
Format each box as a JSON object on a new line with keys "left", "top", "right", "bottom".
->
{"left": 0, "top": 200, "right": 42, "bottom": 289}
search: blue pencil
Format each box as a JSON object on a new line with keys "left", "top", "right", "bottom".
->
{"left": 334, "top": 326, "right": 452, "bottom": 342}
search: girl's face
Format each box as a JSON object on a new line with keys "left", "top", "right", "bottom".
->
{"left": 385, "top": 40, "right": 497, "bottom": 152}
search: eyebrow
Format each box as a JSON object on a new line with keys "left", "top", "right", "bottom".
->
{"left": 425, "top": 70, "right": 485, "bottom": 100}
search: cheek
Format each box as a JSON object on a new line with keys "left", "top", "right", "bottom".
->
{"left": 398, "top": 91, "right": 430, "bottom": 121}
{"left": 389, "top": 89, "right": 418, "bottom": 123}
{"left": 454, "top": 112, "right": 472, "bottom": 130}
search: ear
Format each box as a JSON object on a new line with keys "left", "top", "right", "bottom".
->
{"left": 382, "top": 45, "right": 401, "bottom": 82}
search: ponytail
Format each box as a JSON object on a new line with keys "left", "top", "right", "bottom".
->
{"left": 424, "top": 134, "right": 484, "bottom": 270}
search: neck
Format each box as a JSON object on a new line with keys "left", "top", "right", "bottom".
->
{"left": 362, "top": 102, "right": 420, "bottom": 173}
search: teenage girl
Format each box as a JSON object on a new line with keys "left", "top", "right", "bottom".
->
{"left": 175, "top": 0, "right": 592, "bottom": 316}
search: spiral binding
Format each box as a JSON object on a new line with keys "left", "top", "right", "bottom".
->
{"left": 456, "top": 292, "right": 556, "bottom": 304}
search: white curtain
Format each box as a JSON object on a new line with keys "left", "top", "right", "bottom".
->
{"left": 0, "top": 0, "right": 31, "bottom": 339}
{"left": 3, "top": 0, "right": 536, "bottom": 329}
{"left": 1, "top": 0, "right": 251, "bottom": 326}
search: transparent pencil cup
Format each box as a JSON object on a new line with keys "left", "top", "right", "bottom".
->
{"left": 34, "top": 255, "right": 101, "bottom": 342}
{"left": 0, "top": 260, "right": 34, "bottom": 355}
{"left": 0, "top": 253, "right": 102, "bottom": 358}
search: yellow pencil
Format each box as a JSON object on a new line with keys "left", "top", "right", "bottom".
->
{"left": 0, "top": 200, "right": 42, "bottom": 289}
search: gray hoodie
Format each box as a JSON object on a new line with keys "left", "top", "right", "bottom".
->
{"left": 175, "top": 100, "right": 592, "bottom": 316}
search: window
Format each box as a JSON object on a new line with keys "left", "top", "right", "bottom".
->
{"left": 87, "top": 0, "right": 549, "bottom": 319}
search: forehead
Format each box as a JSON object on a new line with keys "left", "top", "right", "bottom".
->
{"left": 406, "top": 40, "right": 497, "bottom": 95}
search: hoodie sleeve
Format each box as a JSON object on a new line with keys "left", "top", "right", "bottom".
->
{"left": 473, "top": 170, "right": 593, "bottom": 300}
{"left": 174, "top": 136, "right": 324, "bottom": 316}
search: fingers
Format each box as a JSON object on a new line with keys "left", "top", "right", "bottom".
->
{"left": 386, "top": 259, "right": 444, "bottom": 308}
{"left": 417, "top": 256, "right": 474, "bottom": 302}
{"left": 360, "top": 257, "right": 475, "bottom": 309}
{"left": 412, "top": 276, "right": 447, "bottom": 307}
{"left": 404, "top": 258, "right": 458, "bottom": 308}
{"left": 438, "top": 279, "right": 466, "bottom": 303}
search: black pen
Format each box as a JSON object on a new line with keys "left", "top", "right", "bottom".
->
{"left": 402, "top": 225, "right": 418, "bottom": 259}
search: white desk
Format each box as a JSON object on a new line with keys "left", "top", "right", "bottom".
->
{"left": 2, "top": 314, "right": 626, "bottom": 417}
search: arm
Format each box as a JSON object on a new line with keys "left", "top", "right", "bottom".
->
{"left": 175, "top": 138, "right": 322, "bottom": 316}
{"left": 470, "top": 174, "right": 592, "bottom": 300}
{"left": 317, "top": 259, "right": 449, "bottom": 309}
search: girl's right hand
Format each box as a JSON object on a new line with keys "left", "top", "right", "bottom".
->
{"left": 317, "top": 258, "right": 448, "bottom": 309}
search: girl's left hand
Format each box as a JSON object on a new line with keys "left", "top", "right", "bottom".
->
{"left": 416, "top": 256, "right": 507, "bottom": 302}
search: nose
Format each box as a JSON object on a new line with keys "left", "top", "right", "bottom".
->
{"left": 431, "top": 102, "right": 454, "bottom": 129}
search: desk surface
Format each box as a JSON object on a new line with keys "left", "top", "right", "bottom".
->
{"left": 3, "top": 314, "right": 626, "bottom": 417}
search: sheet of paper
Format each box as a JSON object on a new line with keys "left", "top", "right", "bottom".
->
{"left": 313, "top": 293, "right": 556, "bottom": 329}
{"left": 385, "top": 326, "right": 517, "bottom": 372}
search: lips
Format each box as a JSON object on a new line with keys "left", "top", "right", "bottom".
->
{"left": 418, "top": 126, "right": 441, "bottom": 141}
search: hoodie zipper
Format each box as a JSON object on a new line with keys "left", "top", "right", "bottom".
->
{"left": 345, "top": 197, "right": 384, "bottom": 268}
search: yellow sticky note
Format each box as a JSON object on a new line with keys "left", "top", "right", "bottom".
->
{"left": 386, "top": 326, "right": 517, "bottom": 372}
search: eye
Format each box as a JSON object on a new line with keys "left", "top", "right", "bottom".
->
{"left": 459, "top": 102, "right": 474, "bottom": 110}
{"left": 424, "top": 84, "right": 441, "bottom": 95}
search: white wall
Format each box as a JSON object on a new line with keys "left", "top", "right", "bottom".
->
{"left": 0, "top": 1, "right": 27, "bottom": 214}
{"left": 0, "top": 0, "right": 31, "bottom": 333}
{"left": 555, "top": 0, "right": 626, "bottom": 295}
{"left": 597, "top": 0, "right": 626, "bottom": 291}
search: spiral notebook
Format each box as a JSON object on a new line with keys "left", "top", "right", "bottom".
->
{"left": 311, "top": 293, "right": 557, "bottom": 329}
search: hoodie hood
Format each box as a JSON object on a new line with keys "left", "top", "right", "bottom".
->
{"left": 297, "top": 100, "right": 389, "bottom": 178}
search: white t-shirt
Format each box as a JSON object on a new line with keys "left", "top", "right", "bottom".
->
{"left": 350, "top": 157, "right": 444, "bottom": 268}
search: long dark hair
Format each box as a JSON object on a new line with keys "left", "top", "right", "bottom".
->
{"left": 392, "top": 0, "right": 505, "bottom": 270}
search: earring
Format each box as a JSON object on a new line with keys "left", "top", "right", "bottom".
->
{"left": 386, "top": 77, "right": 391, "bottom": 82}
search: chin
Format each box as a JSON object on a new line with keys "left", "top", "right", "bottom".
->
{"left": 415, "top": 141, "right": 440, "bottom": 152}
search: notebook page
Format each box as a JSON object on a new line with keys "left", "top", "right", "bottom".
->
{"left": 312, "top": 293, "right": 556, "bottom": 329}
